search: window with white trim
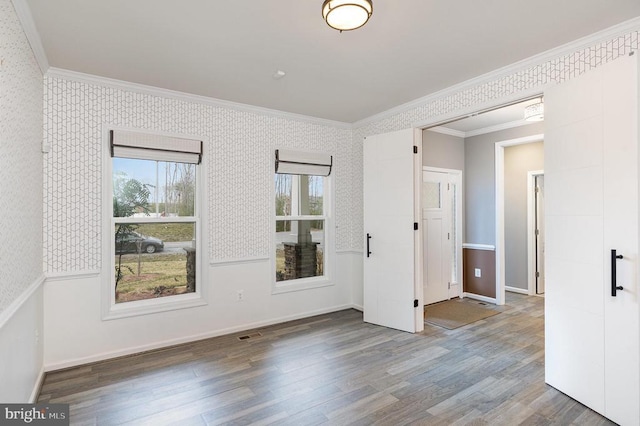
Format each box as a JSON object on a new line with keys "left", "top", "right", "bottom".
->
{"left": 109, "top": 130, "right": 202, "bottom": 308}
{"left": 274, "top": 149, "right": 332, "bottom": 287}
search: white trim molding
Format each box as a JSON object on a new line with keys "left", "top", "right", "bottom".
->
{"left": 210, "top": 256, "right": 270, "bottom": 266}
{"left": 464, "top": 119, "right": 536, "bottom": 138}
{"left": 0, "top": 274, "right": 45, "bottom": 330}
{"left": 505, "top": 286, "right": 529, "bottom": 295}
{"left": 430, "top": 119, "right": 537, "bottom": 139}
{"left": 426, "top": 126, "right": 466, "bottom": 138}
{"left": 463, "top": 292, "right": 497, "bottom": 305}
{"left": 462, "top": 243, "right": 496, "bottom": 251}
{"left": 28, "top": 368, "right": 45, "bottom": 403}
{"left": 335, "top": 250, "right": 364, "bottom": 255}
{"left": 45, "top": 270, "right": 101, "bottom": 282}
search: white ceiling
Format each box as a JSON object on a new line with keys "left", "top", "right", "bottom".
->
{"left": 24, "top": 0, "right": 640, "bottom": 123}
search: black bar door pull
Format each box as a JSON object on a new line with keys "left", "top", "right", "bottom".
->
{"left": 611, "top": 249, "right": 624, "bottom": 297}
{"left": 366, "top": 233, "right": 372, "bottom": 258}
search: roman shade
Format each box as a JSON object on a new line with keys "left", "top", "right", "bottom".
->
{"left": 275, "top": 149, "right": 333, "bottom": 176}
{"left": 110, "top": 130, "right": 202, "bottom": 164}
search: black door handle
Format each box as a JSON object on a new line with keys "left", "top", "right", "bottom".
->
{"left": 611, "top": 249, "right": 624, "bottom": 297}
{"left": 366, "top": 233, "right": 372, "bottom": 258}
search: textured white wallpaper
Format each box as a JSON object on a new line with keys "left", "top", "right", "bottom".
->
{"left": 0, "top": 0, "right": 44, "bottom": 312}
{"left": 42, "top": 78, "right": 353, "bottom": 272}
{"left": 351, "top": 29, "right": 640, "bottom": 250}
{"left": 43, "top": 28, "right": 640, "bottom": 272}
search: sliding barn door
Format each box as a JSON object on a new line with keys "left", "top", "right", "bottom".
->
{"left": 363, "top": 129, "right": 423, "bottom": 333}
{"left": 545, "top": 53, "right": 639, "bottom": 425}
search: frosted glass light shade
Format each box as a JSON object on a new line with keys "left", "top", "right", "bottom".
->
{"left": 524, "top": 101, "right": 544, "bottom": 121}
{"left": 322, "top": 0, "right": 373, "bottom": 31}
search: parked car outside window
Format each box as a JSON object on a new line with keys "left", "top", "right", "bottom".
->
{"left": 116, "top": 231, "right": 164, "bottom": 254}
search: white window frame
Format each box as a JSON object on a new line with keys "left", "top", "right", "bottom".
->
{"left": 272, "top": 171, "right": 334, "bottom": 294}
{"left": 102, "top": 127, "right": 207, "bottom": 320}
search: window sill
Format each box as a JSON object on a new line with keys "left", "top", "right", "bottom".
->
{"left": 272, "top": 277, "right": 334, "bottom": 295}
{"left": 102, "top": 292, "right": 207, "bottom": 321}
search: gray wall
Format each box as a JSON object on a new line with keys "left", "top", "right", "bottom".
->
{"left": 422, "top": 130, "right": 465, "bottom": 171}
{"left": 423, "top": 129, "right": 465, "bottom": 241}
{"left": 504, "top": 142, "right": 544, "bottom": 289}
{"left": 464, "top": 122, "right": 544, "bottom": 245}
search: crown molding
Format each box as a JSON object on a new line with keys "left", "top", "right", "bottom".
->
{"left": 428, "top": 118, "right": 536, "bottom": 139}
{"left": 45, "top": 67, "right": 353, "bottom": 130}
{"left": 464, "top": 119, "right": 536, "bottom": 138}
{"left": 353, "top": 16, "right": 640, "bottom": 129}
{"left": 426, "top": 126, "right": 466, "bottom": 138}
{"left": 11, "top": 0, "right": 49, "bottom": 74}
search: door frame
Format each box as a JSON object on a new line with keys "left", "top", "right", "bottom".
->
{"left": 422, "top": 166, "right": 463, "bottom": 300}
{"left": 494, "top": 134, "right": 544, "bottom": 305}
{"left": 527, "top": 170, "right": 544, "bottom": 296}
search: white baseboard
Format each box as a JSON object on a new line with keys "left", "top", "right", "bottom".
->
{"left": 505, "top": 286, "right": 529, "bottom": 295}
{"left": 351, "top": 304, "right": 363, "bottom": 312}
{"left": 44, "top": 303, "right": 354, "bottom": 372}
{"left": 462, "top": 243, "right": 496, "bottom": 251}
{"left": 463, "top": 292, "right": 497, "bottom": 305}
{"left": 29, "top": 368, "right": 45, "bottom": 403}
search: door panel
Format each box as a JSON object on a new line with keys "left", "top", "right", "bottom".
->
{"left": 602, "top": 54, "right": 639, "bottom": 426}
{"left": 363, "top": 129, "right": 422, "bottom": 333}
{"left": 545, "top": 54, "right": 639, "bottom": 425}
{"left": 423, "top": 171, "right": 451, "bottom": 305}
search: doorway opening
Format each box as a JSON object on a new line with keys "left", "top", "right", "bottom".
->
{"left": 421, "top": 96, "right": 545, "bottom": 307}
{"left": 495, "top": 136, "right": 544, "bottom": 304}
{"left": 422, "top": 167, "right": 462, "bottom": 305}
{"left": 527, "top": 171, "right": 545, "bottom": 295}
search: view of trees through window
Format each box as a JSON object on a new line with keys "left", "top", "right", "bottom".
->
{"left": 113, "top": 158, "right": 197, "bottom": 303}
{"left": 275, "top": 174, "right": 325, "bottom": 282}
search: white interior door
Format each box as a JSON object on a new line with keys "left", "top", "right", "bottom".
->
{"left": 423, "top": 170, "right": 452, "bottom": 304}
{"left": 545, "top": 53, "right": 639, "bottom": 425}
{"left": 363, "top": 128, "right": 423, "bottom": 333}
{"left": 535, "top": 175, "right": 545, "bottom": 294}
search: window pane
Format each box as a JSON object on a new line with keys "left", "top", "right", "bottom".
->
{"left": 423, "top": 181, "right": 441, "bottom": 209}
{"left": 275, "top": 220, "right": 324, "bottom": 282}
{"left": 113, "top": 158, "right": 196, "bottom": 218}
{"left": 275, "top": 174, "right": 292, "bottom": 216}
{"left": 114, "top": 222, "right": 196, "bottom": 303}
{"left": 306, "top": 176, "right": 324, "bottom": 216}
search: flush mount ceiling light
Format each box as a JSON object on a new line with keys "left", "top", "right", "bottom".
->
{"left": 322, "top": 0, "right": 373, "bottom": 32}
{"left": 524, "top": 99, "right": 544, "bottom": 121}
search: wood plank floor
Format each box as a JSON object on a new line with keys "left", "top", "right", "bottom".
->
{"left": 38, "top": 293, "right": 615, "bottom": 425}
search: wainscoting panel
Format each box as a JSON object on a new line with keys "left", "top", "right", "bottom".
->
{"left": 463, "top": 247, "right": 496, "bottom": 298}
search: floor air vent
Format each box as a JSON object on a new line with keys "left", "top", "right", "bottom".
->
{"left": 238, "top": 332, "right": 262, "bottom": 341}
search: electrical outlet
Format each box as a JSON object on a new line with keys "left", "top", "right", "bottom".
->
{"left": 236, "top": 290, "right": 244, "bottom": 301}
{"left": 474, "top": 268, "right": 481, "bottom": 278}
{"left": 34, "top": 329, "right": 40, "bottom": 345}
